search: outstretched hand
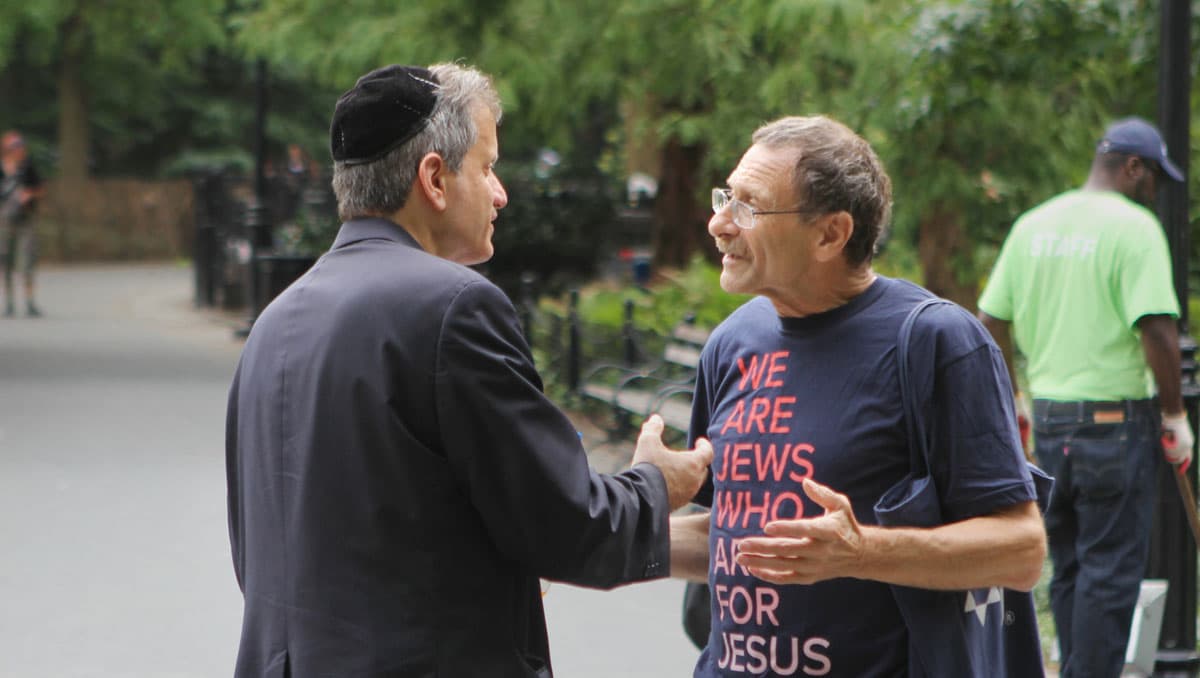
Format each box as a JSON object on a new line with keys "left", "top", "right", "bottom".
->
{"left": 734, "top": 478, "right": 867, "bottom": 585}
{"left": 630, "top": 414, "right": 713, "bottom": 511}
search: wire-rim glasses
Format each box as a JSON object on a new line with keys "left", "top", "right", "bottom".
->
{"left": 711, "top": 188, "right": 807, "bottom": 230}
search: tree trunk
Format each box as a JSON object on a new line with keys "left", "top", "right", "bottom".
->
{"left": 53, "top": 11, "right": 89, "bottom": 259}
{"left": 652, "top": 137, "right": 708, "bottom": 268}
{"left": 56, "top": 12, "right": 89, "bottom": 186}
{"left": 917, "top": 203, "right": 978, "bottom": 309}
{"left": 56, "top": 57, "right": 88, "bottom": 186}
{"left": 620, "top": 94, "right": 660, "bottom": 179}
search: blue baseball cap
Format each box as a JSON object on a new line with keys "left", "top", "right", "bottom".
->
{"left": 1096, "top": 117, "right": 1184, "bottom": 182}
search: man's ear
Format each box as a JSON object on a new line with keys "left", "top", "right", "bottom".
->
{"left": 416, "top": 152, "right": 449, "bottom": 212}
{"left": 1123, "top": 155, "right": 1146, "bottom": 181}
{"left": 812, "top": 211, "right": 854, "bottom": 263}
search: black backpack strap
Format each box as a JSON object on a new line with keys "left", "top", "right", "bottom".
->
{"left": 897, "top": 298, "right": 955, "bottom": 475}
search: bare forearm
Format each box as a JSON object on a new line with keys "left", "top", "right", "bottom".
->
{"left": 670, "top": 511, "right": 710, "bottom": 582}
{"left": 978, "top": 312, "right": 1018, "bottom": 395}
{"left": 857, "top": 502, "right": 1046, "bottom": 591}
{"left": 1139, "top": 314, "right": 1183, "bottom": 413}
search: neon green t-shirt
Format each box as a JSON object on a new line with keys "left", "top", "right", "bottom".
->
{"left": 978, "top": 189, "right": 1179, "bottom": 401}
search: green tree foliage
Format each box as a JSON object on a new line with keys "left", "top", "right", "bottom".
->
{"left": 1, "top": 0, "right": 1192, "bottom": 300}
{"left": 871, "top": 0, "right": 1160, "bottom": 305}
{"left": 230, "top": 0, "right": 1200, "bottom": 295}
{"left": 0, "top": 1, "right": 228, "bottom": 181}
{"left": 237, "top": 0, "right": 899, "bottom": 267}
{"left": 0, "top": 1, "right": 339, "bottom": 181}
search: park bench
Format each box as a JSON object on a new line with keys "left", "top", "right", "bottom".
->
{"left": 577, "top": 312, "right": 710, "bottom": 437}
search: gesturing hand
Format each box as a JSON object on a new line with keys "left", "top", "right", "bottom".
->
{"left": 630, "top": 414, "right": 713, "bottom": 511}
{"left": 735, "top": 478, "right": 866, "bottom": 585}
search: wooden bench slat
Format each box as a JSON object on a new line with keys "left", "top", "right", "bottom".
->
{"left": 662, "top": 344, "right": 701, "bottom": 368}
{"left": 580, "top": 321, "right": 709, "bottom": 435}
{"left": 654, "top": 397, "right": 693, "bottom": 433}
{"left": 672, "top": 324, "right": 711, "bottom": 346}
{"left": 581, "top": 383, "right": 618, "bottom": 402}
{"left": 583, "top": 384, "right": 692, "bottom": 433}
{"left": 612, "top": 390, "right": 657, "bottom": 415}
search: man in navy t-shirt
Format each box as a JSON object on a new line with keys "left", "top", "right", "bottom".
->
{"left": 670, "top": 116, "right": 1047, "bottom": 677}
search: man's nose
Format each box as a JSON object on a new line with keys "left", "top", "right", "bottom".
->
{"left": 708, "top": 209, "right": 737, "bottom": 238}
{"left": 491, "top": 175, "right": 508, "bottom": 209}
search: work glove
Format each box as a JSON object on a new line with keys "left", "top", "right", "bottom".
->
{"left": 1162, "top": 411, "right": 1194, "bottom": 472}
{"left": 1014, "top": 392, "right": 1033, "bottom": 461}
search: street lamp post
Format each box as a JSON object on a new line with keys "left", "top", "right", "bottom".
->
{"left": 235, "top": 58, "right": 272, "bottom": 338}
{"left": 1148, "top": 1, "right": 1199, "bottom": 675}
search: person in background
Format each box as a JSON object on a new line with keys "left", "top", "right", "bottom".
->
{"left": 978, "top": 116, "right": 1191, "bottom": 678}
{"left": 225, "top": 62, "right": 712, "bottom": 677}
{"left": 0, "top": 130, "right": 45, "bottom": 317}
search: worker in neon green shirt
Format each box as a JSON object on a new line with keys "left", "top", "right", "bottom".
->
{"left": 978, "top": 117, "right": 1191, "bottom": 678}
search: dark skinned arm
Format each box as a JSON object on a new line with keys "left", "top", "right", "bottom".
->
{"left": 1137, "top": 314, "right": 1183, "bottom": 415}
{"left": 978, "top": 312, "right": 1018, "bottom": 397}
{"left": 978, "top": 311, "right": 1035, "bottom": 461}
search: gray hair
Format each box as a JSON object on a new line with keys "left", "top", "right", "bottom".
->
{"left": 752, "top": 116, "right": 892, "bottom": 266}
{"left": 332, "top": 63, "right": 502, "bottom": 221}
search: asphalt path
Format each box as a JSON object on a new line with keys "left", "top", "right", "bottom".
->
{"left": 0, "top": 263, "right": 700, "bottom": 677}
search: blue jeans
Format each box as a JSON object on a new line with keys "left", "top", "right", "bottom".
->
{"left": 1033, "top": 399, "right": 1160, "bottom": 678}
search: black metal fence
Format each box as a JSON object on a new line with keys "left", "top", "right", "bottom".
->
{"left": 519, "top": 291, "right": 670, "bottom": 395}
{"left": 191, "top": 168, "right": 338, "bottom": 312}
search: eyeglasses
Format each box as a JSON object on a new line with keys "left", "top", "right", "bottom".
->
{"left": 711, "top": 188, "right": 807, "bottom": 230}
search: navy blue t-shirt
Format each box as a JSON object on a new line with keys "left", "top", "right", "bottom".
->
{"left": 689, "top": 276, "right": 1036, "bottom": 678}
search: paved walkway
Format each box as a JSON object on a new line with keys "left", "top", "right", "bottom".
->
{"left": 0, "top": 262, "right": 699, "bottom": 677}
{"left": 8, "top": 262, "right": 1130, "bottom": 677}
{"left": 0, "top": 263, "right": 246, "bottom": 677}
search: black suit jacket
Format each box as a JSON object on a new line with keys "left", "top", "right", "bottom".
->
{"left": 227, "top": 218, "right": 670, "bottom": 677}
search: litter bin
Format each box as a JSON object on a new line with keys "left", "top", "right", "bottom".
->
{"left": 255, "top": 253, "right": 317, "bottom": 314}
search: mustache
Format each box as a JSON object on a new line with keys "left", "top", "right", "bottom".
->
{"left": 714, "top": 239, "right": 745, "bottom": 257}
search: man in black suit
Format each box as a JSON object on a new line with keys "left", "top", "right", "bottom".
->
{"left": 225, "top": 63, "right": 713, "bottom": 677}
